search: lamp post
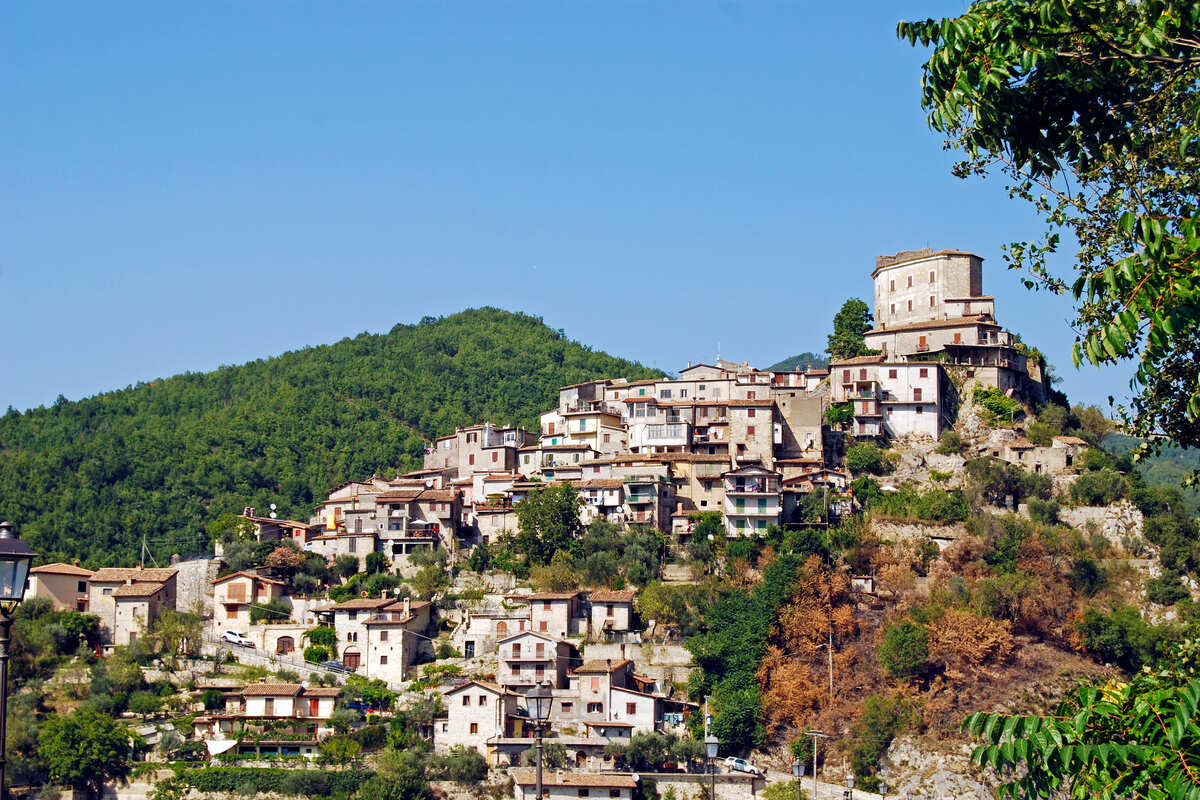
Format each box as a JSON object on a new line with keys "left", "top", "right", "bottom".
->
{"left": 0, "top": 522, "right": 34, "bottom": 800}
{"left": 844, "top": 774, "right": 854, "bottom": 800}
{"left": 525, "top": 682, "right": 554, "bottom": 800}
{"left": 791, "top": 758, "right": 803, "bottom": 800}
{"left": 704, "top": 734, "right": 719, "bottom": 800}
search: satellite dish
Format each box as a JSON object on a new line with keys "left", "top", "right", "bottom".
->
{"left": 269, "top": 512, "right": 277, "bottom": 519}
{"left": 270, "top": 503, "right": 277, "bottom": 511}
{"left": 425, "top": 479, "right": 434, "bottom": 488}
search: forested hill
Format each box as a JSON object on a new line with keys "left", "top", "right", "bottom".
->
{"left": 0, "top": 309, "right": 661, "bottom": 567}
{"left": 767, "top": 351, "right": 828, "bottom": 371}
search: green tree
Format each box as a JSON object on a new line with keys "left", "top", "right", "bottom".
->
{"left": 826, "top": 298, "right": 875, "bottom": 361}
{"left": 427, "top": 745, "right": 487, "bottom": 782}
{"left": 38, "top": 708, "right": 137, "bottom": 798}
{"left": 128, "top": 690, "right": 162, "bottom": 719}
{"left": 514, "top": 482, "right": 583, "bottom": 566}
{"left": 899, "top": 1, "right": 1200, "bottom": 449}
{"left": 364, "top": 551, "right": 389, "bottom": 574}
{"left": 304, "top": 626, "right": 338, "bottom": 649}
{"left": 334, "top": 555, "right": 361, "bottom": 581}
{"left": 878, "top": 620, "right": 929, "bottom": 680}
{"left": 845, "top": 443, "right": 893, "bottom": 476}
{"left": 962, "top": 640, "right": 1200, "bottom": 798}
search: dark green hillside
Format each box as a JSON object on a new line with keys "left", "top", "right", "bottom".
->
{"left": 1104, "top": 432, "right": 1200, "bottom": 512}
{"left": 0, "top": 309, "right": 660, "bottom": 566}
{"left": 767, "top": 351, "right": 828, "bottom": 371}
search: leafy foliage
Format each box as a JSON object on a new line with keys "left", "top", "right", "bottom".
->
{"left": 826, "top": 299, "right": 876, "bottom": 361}
{"left": 38, "top": 708, "right": 137, "bottom": 797}
{"left": 0, "top": 308, "right": 658, "bottom": 564}
{"left": 961, "top": 640, "right": 1200, "bottom": 799}
{"left": 845, "top": 443, "right": 894, "bottom": 476}
{"left": 899, "top": 0, "right": 1200, "bottom": 449}
{"left": 878, "top": 620, "right": 930, "bottom": 680}
{"left": 514, "top": 482, "right": 584, "bottom": 566}
{"left": 766, "top": 352, "right": 829, "bottom": 372}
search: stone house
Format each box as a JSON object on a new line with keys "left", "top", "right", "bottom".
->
{"left": 211, "top": 571, "right": 288, "bottom": 636}
{"left": 722, "top": 465, "right": 782, "bottom": 537}
{"left": 587, "top": 590, "right": 635, "bottom": 638}
{"left": 88, "top": 567, "right": 178, "bottom": 645}
{"left": 506, "top": 591, "right": 583, "bottom": 639}
{"left": 496, "top": 631, "right": 572, "bottom": 690}
{"left": 112, "top": 581, "right": 171, "bottom": 646}
{"left": 362, "top": 597, "right": 433, "bottom": 687}
{"left": 436, "top": 680, "right": 520, "bottom": 758}
{"left": 28, "top": 563, "right": 93, "bottom": 612}
{"left": 193, "top": 682, "right": 341, "bottom": 759}
{"left": 511, "top": 768, "right": 637, "bottom": 800}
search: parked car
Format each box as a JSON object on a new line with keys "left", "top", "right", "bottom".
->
{"left": 724, "top": 757, "right": 761, "bottom": 776}
{"left": 221, "top": 630, "right": 255, "bottom": 648}
{"left": 319, "top": 659, "right": 351, "bottom": 674}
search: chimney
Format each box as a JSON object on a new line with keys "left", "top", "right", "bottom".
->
{"left": 171, "top": 553, "right": 181, "bottom": 565}
{"left": 404, "top": 597, "right": 412, "bottom": 616}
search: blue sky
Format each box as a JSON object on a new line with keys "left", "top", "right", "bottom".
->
{"left": 1, "top": 2, "right": 1133, "bottom": 413}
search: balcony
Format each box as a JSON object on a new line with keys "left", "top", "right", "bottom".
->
{"left": 725, "top": 481, "right": 778, "bottom": 495}
{"left": 915, "top": 343, "right": 931, "bottom": 352}
{"left": 849, "top": 390, "right": 876, "bottom": 400}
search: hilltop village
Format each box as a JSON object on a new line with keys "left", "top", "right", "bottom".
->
{"left": 18, "top": 249, "right": 1154, "bottom": 800}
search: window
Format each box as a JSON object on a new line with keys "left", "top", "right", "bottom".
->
{"left": 579, "top": 420, "right": 587, "bottom": 432}
{"left": 916, "top": 406, "right": 924, "bottom": 414}
{"left": 603, "top": 434, "right": 610, "bottom": 444}
{"left": 587, "top": 702, "right": 603, "bottom": 713}
{"left": 539, "top": 620, "right": 547, "bottom": 632}
{"left": 354, "top": 518, "right": 362, "bottom": 533}
{"left": 536, "top": 643, "right": 545, "bottom": 657}
{"left": 465, "top": 641, "right": 475, "bottom": 658}
{"left": 265, "top": 698, "right": 274, "bottom": 715}
{"left": 593, "top": 466, "right": 601, "bottom": 474}
{"left": 543, "top": 601, "right": 552, "bottom": 611}
{"left": 348, "top": 611, "right": 358, "bottom": 621}
{"left": 606, "top": 604, "right": 614, "bottom": 617}
{"left": 888, "top": 369, "right": 897, "bottom": 379}
{"left": 919, "top": 368, "right": 928, "bottom": 378}
{"left": 591, "top": 677, "right": 600, "bottom": 690}
{"left": 479, "top": 695, "right": 488, "bottom": 706}
{"left": 380, "top": 631, "right": 388, "bottom": 641}
{"left": 77, "top": 580, "right": 86, "bottom": 593}
{"left": 470, "top": 723, "right": 479, "bottom": 734}
{"left": 610, "top": 791, "right": 621, "bottom": 798}
{"left": 626, "top": 703, "right": 637, "bottom": 715}
{"left": 747, "top": 426, "right": 755, "bottom": 436}
{"left": 492, "top": 451, "right": 498, "bottom": 462}
{"left": 842, "top": 370, "right": 850, "bottom": 382}
{"left": 348, "top": 538, "right": 357, "bottom": 553}
{"left": 913, "top": 388, "right": 923, "bottom": 401}
{"left": 907, "top": 300, "right": 913, "bottom": 312}
{"left": 890, "top": 303, "right": 896, "bottom": 315}
{"left": 680, "top": 389, "right": 688, "bottom": 398}
{"left": 468, "top": 454, "right": 474, "bottom": 466}
{"left": 380, "top": 655, "right": 387, "bottom": 665}
{"left": 561, "top": 702, "right": 573, "bottom": 712}
{"left": 746, "top": 408, "right": 756, "bottom": 418}
{"left": 699, "top": 384, "right": 706, "bottom": 390}
{"left": 929, "top": 270, "right": 935, "bottom": 283}
{"left": 579, "top": 791, "right": 590, "bottom": 798}
{"left": 524, "top": 454, "right": 530, "bottom": 464}
{"left": 859, "top": 369, "right": 867, "bottom": 380}
{"left": 660, "top": 389, "right": 672, "bottom": 399}
{"left": 512, "top": 644, "right": 521, "bottom": 658}
{"left": 462, "top": 695, "right": 471, "bottom": 706}
{"left": 889, "top": 279, "right": 895, "bottom": 291}
{"left": 907, "top": 275, "right": 913, "bottom": 288}
{"left": 747, "top": 391, "right": 756, "bottom": 399}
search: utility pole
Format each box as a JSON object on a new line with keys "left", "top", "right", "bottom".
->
{"left": 806, "top": 730, "right": 827, "bottom": 800}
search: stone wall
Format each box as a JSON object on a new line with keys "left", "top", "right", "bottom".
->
{"left": 584, "top": 641, "right": 696, "bottom": 687}
{"left": 173, "top": 556, "right": 221, "bottom": 618}
{"left": 870, "top": 520, "right": 966, "bottom": 550}
{"left": 1057, "top": 500, "right": 1145, "bottom": 552}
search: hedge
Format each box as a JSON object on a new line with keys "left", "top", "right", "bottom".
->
{"left": 177, "top": 766, "right": 373, "bottom": 796}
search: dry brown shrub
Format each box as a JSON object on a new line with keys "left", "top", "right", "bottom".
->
{"left": 928, "top": 608, "right": 1015, "bottom": 679}
{"left": 879, "top": 562, "right": 916, "bottom": 595}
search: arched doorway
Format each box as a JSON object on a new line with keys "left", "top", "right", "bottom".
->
{"left": 344, "top": 649, "right": 361, "bottom": 670}
{"left": 276, "top": 636, "right": 295, "bottom": 655}
{"left": 496, "top": 621, "right": 508, "bottom": 636}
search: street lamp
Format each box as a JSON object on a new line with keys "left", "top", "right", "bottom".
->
{"left": 879, "top": 780, "right": 888, "bottom": 800}
{"left": 790, "top": 759, "right": 803, "bottom": 800}
{"left": 525, "top": 682, "right": 554, "bottom": 800}
{"left": 704, "top": 734, "right": 719, "bottom": 800}
{"left": 844, "top": 774, "right": 855, "bottom": 800}
{"left": 0, "top": 522, "right": 34, "bottom": 799}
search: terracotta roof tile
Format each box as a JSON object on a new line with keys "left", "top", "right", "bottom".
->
{"left": 241, "top": 683, "right": 305, "bottom": 697}
{"left": 588, "top": 590, "right": 635, "bottom": 603}
{"left": 113, "top": 582, "right": 166, "bottom": 598}
{"left": 31, "top": 563, "right": 94, "bottom": 577}
{"left": 511, "top": 769, "right": 637, "bottom": 788}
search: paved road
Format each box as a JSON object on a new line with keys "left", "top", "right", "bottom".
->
{"left": 199, "top": 636, "right": 341, "bottom": 681}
